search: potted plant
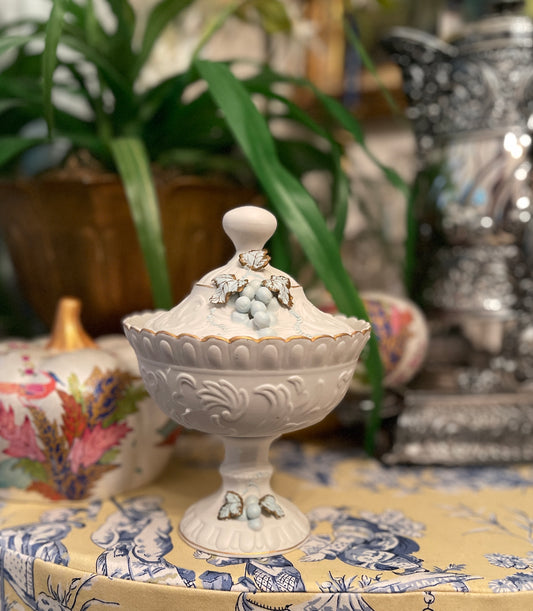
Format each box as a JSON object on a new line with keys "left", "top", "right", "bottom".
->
{"left": 0, "top": 0, "right": 408, "bottom": 453}
{"left": 0, "top": 0, "right": 271, "bottom": 335}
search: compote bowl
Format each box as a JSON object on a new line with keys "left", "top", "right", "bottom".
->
{"left": 123, "top": 206, "right": 370, "bottom": 557}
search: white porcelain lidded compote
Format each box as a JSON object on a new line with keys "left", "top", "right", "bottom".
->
{"left": 123, "top": 205, "right": 370, "bottom": 557}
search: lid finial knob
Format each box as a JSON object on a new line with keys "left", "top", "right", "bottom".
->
{"left": 223, "top": 205, "right": 277, "bottom": 253}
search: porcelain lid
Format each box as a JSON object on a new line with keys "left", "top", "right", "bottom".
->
{"left": 137, "top": 205, "right": 360, "bottom": 341}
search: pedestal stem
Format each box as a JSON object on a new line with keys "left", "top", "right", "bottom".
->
{"left": 179, "top": 434, "right": 310, "bottom": 557}
{"left": 219, "top": 436, "right": 275, "bottom": 496}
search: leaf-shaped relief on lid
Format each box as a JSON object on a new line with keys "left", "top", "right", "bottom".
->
{"left": 262, "top": 275, "right": 293, "bottom": 308}
{"left": 210, "top": 274, "right": 249, "bottom": 304}
{"left": 218, "top": 490, "right": 244, "bottom": 520}
{"left": 238, "top": 249, "right": 271, "bottom": 271}
{"left": 259, "top": 494, "right": 285, "bottom": 519}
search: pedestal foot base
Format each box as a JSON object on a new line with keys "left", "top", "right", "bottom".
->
{"left": 179, "top": 491, "right": 309, "bottom": 557}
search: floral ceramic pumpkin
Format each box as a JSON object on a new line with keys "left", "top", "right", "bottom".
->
{"left": 0, "top": 297, "right": 176, "bottom": 501}
{"left": 355, "top": 291, "right": 429, "bottom": 389}
{"left": 316, "top": 290, "right": 429, "bottom": 390}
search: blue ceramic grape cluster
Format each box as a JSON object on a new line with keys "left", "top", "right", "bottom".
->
{"left": 230, "top": 279, "right": 280, "bottom": 337}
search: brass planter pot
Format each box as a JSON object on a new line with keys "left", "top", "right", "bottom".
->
{"left": 0, "top": 172, "right": 257, "bottom": 335}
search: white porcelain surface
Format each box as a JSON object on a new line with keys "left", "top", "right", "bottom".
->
{"left": 124, "top": 205, "right": 371, "bottom": 556}
{"left": 140, "top": 205, "right": 356, "bottom": 341}
{"left": 124, "top": 323, "right": 368, "bottom": 438}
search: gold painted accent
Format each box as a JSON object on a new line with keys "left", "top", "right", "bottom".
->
{"left": 196, "top": 281, "right": 302, "bottom": 289}
{"left": 238, "top": 249, "right": 271, "bottom": 271}
{"left": 124, "top": 325, "right": 370, "bottom": 344}
{"left": 46, "top": 297, "right": 97, "bottom": 351}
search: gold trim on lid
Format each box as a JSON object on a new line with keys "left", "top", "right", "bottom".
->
{"left": 46, "top": 297, "right": 98, "bottom": 351}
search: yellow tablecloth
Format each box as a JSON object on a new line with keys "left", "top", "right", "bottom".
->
{"left": 1, "top": 432, "right": 533, "bottom": 610}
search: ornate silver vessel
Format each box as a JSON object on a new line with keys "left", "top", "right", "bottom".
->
{"left": 384, "top": 0, "right": 533, "bottom": 396}
{"left": 382, "top": 1, "right": 533, "bottom": 465}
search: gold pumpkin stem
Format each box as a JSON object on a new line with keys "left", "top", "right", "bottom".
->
{"left": 46, "top": 297, "right": 97, "bottom": 351}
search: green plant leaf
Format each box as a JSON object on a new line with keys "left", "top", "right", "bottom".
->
{"left": 59, "top": 31, "right": 133, "bottom": 105}
{"left": 301, "top": 83, "right": 408, "bottom": 452}
{"left": 156, "top": 147, "right": 251, "bottom": 181}
{"left": 0, "top": 100, "right": 24, "bottom": 116}
{"left": 197, "top": 60, "right": 357, "bottom": 310}
{"left": 138, "top": 70, "right": 192, "bottom": 124}
{"left": 344, "top": 21, "right": 402, "bottom": 117}
{"left": 331, "top": 145, "right": 350, "bottom": 245}
{"left": 82, "top": 0, "right": 113, "bottom": 63}
{"left": 246, "top": 64, "right": 410, "bottom": 200}
{"left": 247, "top": 0, "right": 292, "bottom": 33}
{"left": 311, "top": 88, "right": 409, "bottom": 200}
{"left": 232, "top": 69, "right": 344, "bottom": 236}
{"left": 105, "top": 0, "right": 136, "bottom": 43}
{"left": 0, "top": 136, "right": 44, "bottom": 167}
{"left": 267, "top": 213, "right": 293, "bottom": 274}
{"left": 0, "top": 35, "right": 34, "bottom": 57}
{"left": 1, "top": 45, "right": 43, "bottom": 85}
{"left": 0, "top": 75, "right": 42, "bottom": 109}
{"left": 0, "top": 19, "right": 43, "bottom": 36}
{"left": 101, "top": 0, "right": 138, "bottom": 79}
{"left": 242, "top": 68, "right": 354, "bottom": 241}
{"left": 193, "top": 1, "right": 244, "bottom": 60}
{"left": 274, "top": 139, "right": 333, "bottom": 178}
{"left": 145, "top": 88, "right": 235, "bottom": 156}
{"left": 197, "top": 59, "right": 384, "bottom": 453}
{"left": 42, "top": 0, "right": 68, "bottom": 137}
{"left": 136, "top": 0, "right": 195, "bottom": 78}
{"left": 110, "top": 137, "right": 173, "bottom": 309}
